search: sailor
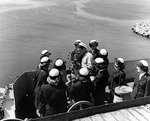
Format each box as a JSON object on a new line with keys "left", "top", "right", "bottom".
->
{"left": 34, "top": 56, "right": 51, "bottom": 86}
{"left": 131, "top": 60, "right": 150, "bottom": 99}
{"left": 34, "top": 56, "right": 51, "bottom": 116}
{"left": 38, "top": 68, "right": 68, "bottom": 116}
{"left": 40, "top": 49, "right": 51, "bottom": 59}
{"left": 99, "top": 49, "right": 109, "bottom": 68}
{"left": 53, "top": 58, "right": 67, "bottom": 83}
{"left": 109, "top": 58, "right": 127, "bottom": 103}
{"left": 78, "top": 42, "right": 93, "bottom": 70}
{"left": 89, "top": 40, "right": 100, "bottom": 59}
{"left": 69, "top": 67, "right": 94, "bottom": 103}
{"left": 92, "top": 57, "right": 109, "bottom": 106}
{"left": 69, "top": 40, "right": 82, "bottom": 70}
{"left": 38, "top": 50, "right": 52, "bottom": 69}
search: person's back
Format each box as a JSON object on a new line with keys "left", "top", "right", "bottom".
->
{"left": 40, "top": 68, "right": 68, "bottom": 116}
{"left": 34, "top": 57, "right": 51, "bottom": 115}
{"left": 69, "top": 68, "right": 94, "bottom": 103}
{"left": 92, "top": 58, "right": 109, "bottom": 106}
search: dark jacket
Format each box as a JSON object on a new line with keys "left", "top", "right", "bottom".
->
{"left": 40, "top": 82, "right": 68, "bottom": 116}
{"left": 69, "top": 77, "right": 94, "bottom": 103}
{"left": 93, "top": 68, "right": 109, "bottom": 106}
{"left": 131, "top": 73, "right": 150, "bottom": 99}
{"left": 110, "top": 69, "right": 126, "bottom": 94}
{"left": 33, "top": 66, "right": 49, "bottom": 113}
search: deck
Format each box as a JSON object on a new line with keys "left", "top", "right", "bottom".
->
{"left": 74, "top": 104, "right": 150, "bottom": 121}
{"left": 30, "top": 96, "right": 150, "bottom": 121}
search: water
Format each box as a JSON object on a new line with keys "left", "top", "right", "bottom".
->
{"left": 0, "top": 0, "right": 150, "bottom": 87}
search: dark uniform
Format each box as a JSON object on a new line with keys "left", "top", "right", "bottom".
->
{"left": 33, "top": 57, "right": 50, "bottom": 116}
{"left": 110, "top": 69, "right": 126, "bottom": 102}
{"left": 93, "top": 67, "right": 109, "bottom": 106}
{"left": 33, "top": 67, "right": 49, "bottom": 116}
{"left": 40, "top": 82, "right": 68, "bottom": 116}
{"left": 131, "top": 73, "right": 150, "bottom": 99}
{"left": 69, "top": 76, "right": 94, "bottom": 103}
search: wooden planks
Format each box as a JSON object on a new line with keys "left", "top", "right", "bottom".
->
{"left": 119, "top": 109, "right": 139, "bottom": 121}
{"left": 77, "top": 105, "right": 150, "bottom": 121}
{"left": 90, "top": 114, "right": 104, "bottom": 121}
{"left": 133, "top": 106, "right": 150, "bottom": 121}
{"left": 128, "top": 108, "right": 148, "bottom": 121}
{"left": 101, "top": 112, "right": 117, "bottom": 121}
{"left": 110, "top": 110, "right": 131, "bottom": 121}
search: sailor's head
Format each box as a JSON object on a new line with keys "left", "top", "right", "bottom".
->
{"left": 79, "top": 42, "right": 87, "bottom": 49}
{"left": 74, "top": 40, "right": 82, "bottom": 47}
{"left": 89, "top": 40, "right": 98, "bottom": 49}
{"left": 40, "top": 56, "right": 51, "bottom": 67}
{"left": 47, "top": 68, "right": 60, "bottom": 84}
{"left": 77, "top": 42, "right": 87, "bottom": 55}
{"left": 79, "top": 67, "right": 89, "bottom": 76}
{"left": 41, "top": 49, "right": 51, "bottom": 58}
{"left": 100, "top": 49, "right": 108, "bottom": 58}
{"left": 137, "top": 60, "right": 149, "bottom": 73}
{"left": 95, "top": 57, "right": 104, "bottom": 66}
{"left": 54, "top": 58, "right": 66, "bottom": 70}
{"left": 114, "top": 58, "right": 125, "bottom": 70}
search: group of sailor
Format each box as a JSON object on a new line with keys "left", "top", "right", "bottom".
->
{"left": 132, "top": 20, "right": 150, "bottom": 38}
{"left": 32, "top": 39, "right": 150, "bottom": 117}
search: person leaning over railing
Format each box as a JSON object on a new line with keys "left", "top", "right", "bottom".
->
{"left": 130, "top": 60, "right": 150, "bottom": 100}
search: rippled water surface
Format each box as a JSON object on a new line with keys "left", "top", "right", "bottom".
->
{"left": 0, "top": 0, "right": 150, "bottom": 87}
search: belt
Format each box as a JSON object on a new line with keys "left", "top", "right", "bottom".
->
{"left": 114, "top": 93, "right": 121, "bottom": 97}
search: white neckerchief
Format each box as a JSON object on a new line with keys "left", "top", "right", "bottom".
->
{"left": 139, "top": 72, "right": 145, "bottom": 80}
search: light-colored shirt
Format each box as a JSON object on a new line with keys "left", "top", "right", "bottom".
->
{"left": 139, "top": 72, "right": 146, "bottom": 80}
{"left": 81, "top": 52, "right": 93, "bottom": 69}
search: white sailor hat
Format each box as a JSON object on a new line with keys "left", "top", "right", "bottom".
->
{"left": 90, "top": 40, "right": 97, "bottom": 43}
{"left": 138, "top": 60, "right": 148, "bottom": 68}
{"left": 79, "top": 42, "right": 86, "bottom": 48}
{"left": 55, "top": 59, "right": 64, "bottom": 67}
{"left": 117, "top": 58, "right": 124, "bottom": 64}
{"left": 100, "top": 49, "right": 108, "bottom": 56}
{"left": 95, "top": 57, "right": 104, "bottom": 64}
{"left": 79, "top": 67, "right": 89, "bottom": 76}
{"left": 49, "top": 68, "right": 59, "bottom": 77}
{"left": 41, "top": 50, "right": 49, "bottom": 55}
{"left": 40, "top": 56, "right": 50, "bottom": 63}
{"left": 74, "top": 40, "right": 81, "bottom": 44}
